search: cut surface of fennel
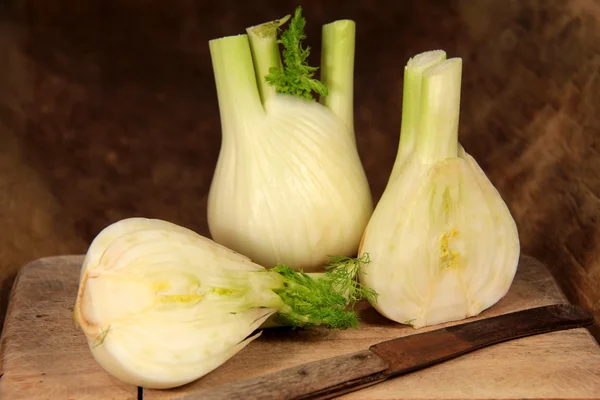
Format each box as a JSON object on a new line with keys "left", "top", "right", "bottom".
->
{"left": 358, "top": 55, "right": 520, "bottom": 329}
{"left": 207, "top": 12, "right": 373, "bottom": 272}
{"left": 74, "top": 218, "right": 373, "bottom": 389}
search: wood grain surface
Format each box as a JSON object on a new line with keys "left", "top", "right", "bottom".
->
{"left": 1, "top": 255, "right": 599, "bottom": 400}
{"left": 1, "top": 0, "right": 600, "bottom": 342}
{"left": 182, "top": 350, "right": 389, "bottom": 400}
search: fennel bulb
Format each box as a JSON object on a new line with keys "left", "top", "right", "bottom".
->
{"left": 207, "top": 7, "right": 373, "bottom": 272}
{"left": 358, "top": 51, "right": 520, "bottom": 329}
{"left": 74, "top": 217, "right": 373, "bottom": 389}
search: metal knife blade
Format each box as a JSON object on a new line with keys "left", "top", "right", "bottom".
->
{"left": 174, "top": 304, "right": 594, "bottom": 400}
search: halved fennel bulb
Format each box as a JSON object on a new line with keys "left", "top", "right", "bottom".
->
{"left": 207, "top": 12, "right": 373, "bottom": 272}
{"left": 74, "top": 218, "right": 371, "bottom": 389}
{"left": 358, "top": 52, "right": 520, "bottom": 328}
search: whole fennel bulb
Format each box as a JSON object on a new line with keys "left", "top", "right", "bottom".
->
{"left": 358, "top": 51, "right": 520, "bottom": 328}
{"left": 207, "top": 8, "right": 373, "bottom": 272}
{"left": 73, "top": 217, "right": 373, "bottom": 389}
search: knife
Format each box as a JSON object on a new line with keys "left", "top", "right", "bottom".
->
{"left": 176, "top": 304, "right": 594, "bottom": 400}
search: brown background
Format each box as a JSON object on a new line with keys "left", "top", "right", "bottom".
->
{"left": 0, "top": 0, "right": 599, "bottom": 340}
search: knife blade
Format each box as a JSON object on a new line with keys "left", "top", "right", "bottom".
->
{"left": 174, "top": 304, "right": 594, "bottom": 400}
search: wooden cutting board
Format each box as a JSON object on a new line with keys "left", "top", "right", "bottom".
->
{"left": 0, "top": 255, "right": 599, "bottom": 400}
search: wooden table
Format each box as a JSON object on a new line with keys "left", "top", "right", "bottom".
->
{"left": 1, "top": 255, "right": 599, "bottom": 399}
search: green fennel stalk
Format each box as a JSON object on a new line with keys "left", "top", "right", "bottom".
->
{"left": 245, "top": 14, "right": 290, "bottom": 104}
{"left": 319, "top": 19, "right": 356, "bottom": 132}
{"left": 210, "top": 6, "right": 355, "bottom": 127}
{"left": 388, "top": 50, "right": 446, "bottom": 183}
{"left": 416, "top": 58, "right": 463, "bottom": 163}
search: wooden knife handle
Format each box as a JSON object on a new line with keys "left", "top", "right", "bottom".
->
{"left": 370, "top": 304, "right": 595, "bottom": 377}
{"left": 177, "top": 350, "right": 389, "bottom": 400}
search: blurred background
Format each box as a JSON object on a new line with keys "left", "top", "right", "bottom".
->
{"left": 0, "top": 0, "right": 598, "bottom": 339}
